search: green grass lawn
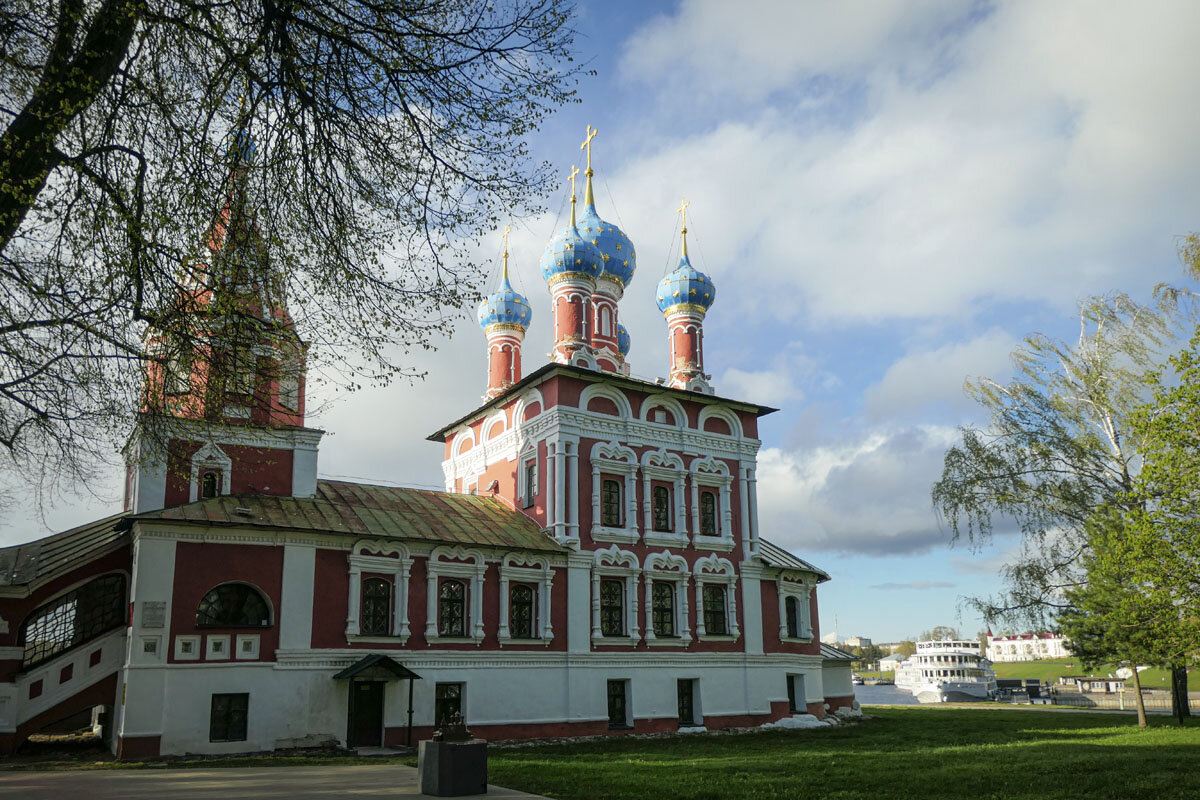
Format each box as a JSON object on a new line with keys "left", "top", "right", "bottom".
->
{"left": 483, "top": 708, "right": 1200, "bottom": 800}
{"left": 990, "top": 657, "right": 1199, "bottom": 690}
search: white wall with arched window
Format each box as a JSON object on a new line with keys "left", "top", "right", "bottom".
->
{"left": 189, "top": 442, "right": 232, "bottom": 502}
{"left": 689, "top": 456, "right": 734, "bottom": 549}
{"left": 693, "top": 555, "right": 739, "bottom": 639}
{"left": 425, "top": 546, "right": 486, "bottom": 643}
{"left": 643, "top": 550, "right": 691, "bottom": 644}
{"left": 590, "top": 441, "right": 639, "bottom": 544}
{"left": 641, "top": 449, "right": 687, "bottom": 548}
{"left": 778, "top": 575, "right": 814, "bottom": 641}
{"left": 345, "top": 540, "right": 412, "bottom": 642}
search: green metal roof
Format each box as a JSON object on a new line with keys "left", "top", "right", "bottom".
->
{"left": 758, "top": 538, "right": 831, "bottom": 582}
{"left": 0, "top": 513, "right": 130, "bottom": 588}
{"left": 141, "top": 480, "right": 567, "bottom": 553}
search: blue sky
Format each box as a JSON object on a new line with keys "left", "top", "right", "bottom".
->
{"left": 5, "top": 1, "right": 1200, "bottom": 643}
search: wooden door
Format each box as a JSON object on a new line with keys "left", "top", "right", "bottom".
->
{"left": 350, "top": 681, "right": 384, "bottom": 747}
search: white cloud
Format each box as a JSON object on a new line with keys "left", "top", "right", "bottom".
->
{"left": 864, "top": 329, "right": 1018, "bottom": 419}
{"left": 755, "top": 425, "right": 960, "bottom": 556}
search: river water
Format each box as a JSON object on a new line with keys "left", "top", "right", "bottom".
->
{"left": 853, "top": 683, "right": 921, "bottom": 705}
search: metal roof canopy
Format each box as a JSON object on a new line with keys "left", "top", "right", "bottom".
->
{"left": 332, "top": 654, "right": 421, "bottom": 681}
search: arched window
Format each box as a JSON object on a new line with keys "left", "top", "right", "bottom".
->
{"left": 601, "top": 479, "right": 622, "bottom": 527}
{"left": 785, "top": 595, "right": 800, "bottom": 638}
{"left": 18, "top": 574, "right": 126, "bottom": 668}
{"left": 652, "top": 486, "right": 671, "bottom": 532}
{"left": 600, "top": 578, "right": 624, "bottom": 637}
{"left": 360, "top": 578, "right": 391, "bottom": 636}
{"left": 438, "top": 580, "right": 466, "bottom": 637}
{"left": 509, "top": 584, "right": 535, "bottom": 639}
{"left": 600, "top": 307, "right": 611, "bottom": 336}
{"left": 196, "top": 583, "right": 271, "bottom": 628}
{"left": 700, "top": 491, "right": 717, "bottom": 536}
{"left": 652, "top": 581, "right": 675, "bottom": 637}
{"left": 703, "top": 584, "right": 727, "bottom": 635}
{"left": 201, "top": 470, "right": 220, "bottom": 499}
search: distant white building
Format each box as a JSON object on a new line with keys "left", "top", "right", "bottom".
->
{"left": 987, "top": 632, "right": 1070, "bottom": 662}
{"left": 821, "top": 631, "right": 841, "bottom": 645}
{"left": 879, "top": 653, "right": 907, "bottom": 672}
{"left": 844, "top": 636, "right": 872, "bottom": 648}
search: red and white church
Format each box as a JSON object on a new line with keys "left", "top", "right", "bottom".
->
{"left": 0, "top": 131, "right": 855, "bottom": 758}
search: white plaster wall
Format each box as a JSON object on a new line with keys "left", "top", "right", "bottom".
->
{"left": 118, "top": 536, "right": 177, "bottom": 741}
{"left": 279, "top": 546, "right": 316, "bottom": 649}
{"left": 822, "top": 662, "right": 854, "bottom": 698}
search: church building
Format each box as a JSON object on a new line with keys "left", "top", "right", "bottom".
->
{"left": 0, "top": 128, "right": 854, "bottom": 758}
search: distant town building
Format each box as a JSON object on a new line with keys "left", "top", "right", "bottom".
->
{"left": 844, "top": 636, "right": 871, "bottom": 648}
{"left": 821, "top": 631, "right": 840, "bottom": 644}
{"left": 879, "top": 653, "right": 907, "bottom": 672}
{"left": 986, "top": 632, "right": 1070, "bottom": 662}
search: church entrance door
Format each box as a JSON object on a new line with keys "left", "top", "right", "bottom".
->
{"left": 349, "top": 681, "right": 385, "bottom": 747}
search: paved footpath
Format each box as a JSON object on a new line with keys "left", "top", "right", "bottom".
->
{"left": 0, "top": 763, "right": 551, "bottom": 799}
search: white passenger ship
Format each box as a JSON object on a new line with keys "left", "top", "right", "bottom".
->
{"left": 894, "top": 639, "right": 997, "bottom": 703}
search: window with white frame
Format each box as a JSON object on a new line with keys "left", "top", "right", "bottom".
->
{"left": 498, "top": 553, "right": 555, "bottom": 643}
{"left": 590, "top": 545, "right": 640, "bottom": 642}
{"left": 590, "top": 442, "right": 639, "bottom": 543}
{"left": 643, "top": 550, "right": 690, "bottom": 644}
{"left": 689, "top": 457, "right": 734, "bottom": 548}
{"left": 693, "top": 554, "right": 739, "bottom": 639}
{"left": 522, "top": 456, "right": 538, "bottom": 508}
{"left": 778, "top": 577, "right": 814, "bottom": 641}
{"left": 189, "top": 442, "right": 232, "bottom": 502}
{"left": 345, "top": 540, "right": 411, "bottom": 641}
{"left": 641, "top": 449, "right": 687, "bottom": 546}
{"left": 424, "top": 546, "right": 486, "bottom": 642}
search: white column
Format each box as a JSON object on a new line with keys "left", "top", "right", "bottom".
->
{"left": 642, "top": 474, "right": 652, "bottom": 534}
{"left": 546, "top": 443, "right": 556, "bottom": 531}
{"left": 694, "top": 579, "right": 706, "bottom": 636}
{"left": 778, "top": 582, "right": 788, "bottom": 639}
{"left": 281, "top": 545, "right": 316, "bottom": 649}
{"left": 627, "top": 573, "right": 641, "bottom": 640}
{"left": 541, "top": 571, "right": 555, "bottom": 639}
{"left": 690, "top": 479, "right": 700, "bottom": 542}
{"left": 741, "top": 570, "right": 763, "bottom": 655}
{"left": 554, "top": 442, "right": 566, "bottom": 541}
{"left": 567, "top": 441, "right": 579, "bottom": 541}
{"left": 591, "top": 572, "right": 602, "bottom": 638}
{"left": 748, "top": 467, "right": 760, "bottom": 556}
{"left": 721, "top": 482, "right": 733, "bottom": 540}
{"left": 739, "top": 465, "right": 752, "bottom": 559}
{"left": 471, "top": 569, "right": 485, "bottom": 639}
{"left": 568, "top": 555, "right": 592, "bottom": 653}
{"left": 591, "top": 464, "right": 601, "bottom": 531}
{"left": 393, "top": 562, "right": 411, "bottom": 638}
{"left": 346, "top": 564, "right": 362, "bottom": 636}
{"left": 802, "top": 584, "right": 814, "bottom": 638}
{"left": 729, "top": 579, "right": 740, "bottom": 638}
{"left": 498, "top": 572, "right": 511, "bottom": 639}
{"left": 679, "top": 576, "right": 692, "bottom": 642}
{"left": 425, "top": 570, "right": 438, "bottom": 638}
{"left": 625, "top": 470, "right": 638, "bottom": 536}
{"left": 674, "top": 476, "right": 686, "bottom": 536}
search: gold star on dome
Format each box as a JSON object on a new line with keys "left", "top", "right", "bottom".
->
{"left": 602, "top": 254, "right": 610, "bottom": 262}
{"left": 592, "top": 239, "right": 599, "bottom": 245}
{"left": 689, "top": 288, "right": 697, "bottom": 295}
{"left": 623, "top": 260, "right": 629, "bottom": 266}
{"left": 575, "top": 258, "right": 581, "bottom": 264}
{"left": 615, "top": 243, "right": 621, "bottom": 250}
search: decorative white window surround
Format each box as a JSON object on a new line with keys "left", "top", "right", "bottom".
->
{"left": 641, "top": 450, "right": 687, "bottom": 548}
{"left": 235, "top": 633, "right": 261, "bottom": 659}
{"left": 590, "top": 442, "right": 640, "bottom": 544}
{"left": 518, "top": 441, "right": 538, "bottom": 508}
{"left": 188, "top": 442, "right": 232, "bottom": 502}
{"left": 778, "top": 576, "right": 815, "bottom": 642}
{"left": 206, "top": 634, "right": 231, "bottom": 660}
{"left": 174, "top": 635, "right": 200, "bottom": 660}
{"left": 643, "top": 550, "right": 691, "bottom": 644}
{"left": 425, "top": 546, "right": 487, "bottom": 644}
{"left": 590, "top": 545, "right": 641, "bottom": 644}
{"left": 345, "top": 540, "right": 412, "bottom": 641}
{"left": 689, "top": 457, "right": 735, "bottom": 550}
{"left": 693, "top": 555, "right": 740, "bottom": 640}
{"left": 497, "top": 553, "right": 554, "bottom": 645}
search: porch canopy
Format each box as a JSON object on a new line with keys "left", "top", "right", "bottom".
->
{"left": 333, "top": 654, "right": 421, "bottom": 682}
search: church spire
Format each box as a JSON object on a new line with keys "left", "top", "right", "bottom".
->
{"left": 567, "top": 165, "right": 580, "bottom": 227}
{"left": 678, "top": 197, "right": 691, "bottom": 260}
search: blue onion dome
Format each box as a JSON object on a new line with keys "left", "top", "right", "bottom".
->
{"left": 656, "top": 253, "right": 716, "bottom": 316}
{"left": 477, "top": 275, "right": 532, "bottom": 332}
{"left": 616, "top": 323, "right": 631, "bottom": 357}
{"left": 540, "top": 219, "right": 604, "bottom": 284}
{"left": 577, "top": 203, "right": 636, "bottom": 288}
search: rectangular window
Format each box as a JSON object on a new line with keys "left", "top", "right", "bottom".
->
{"left": 702, "top": 584, "right": 727, "bottom": 635}
{"left": 601, "top": 478, "right": 622, "bottom": 527}
{"left": 677, "top": 679, "right": 695, "bottom": 727}
{"left": 438, "top": 579, "right": 466, "bottom": 637}
{"left": 700, "top": 491, "right": 718, "bottom": 536}
{"left": 523, "top": 460, "right": 537, "bottom": 508}
{"left": 435, "top": 682, "right": 463, "bottom": 727}
{"left": 785, "top": 595, "right": 800, "bottom": 638}
{"left": 210, "top": 693, "right": 249, "bottom": 742}
{"left": 652, "top": 581, "right": 675, "bottom": 637}
{"left": 600, "top": 578, "right": 625, "bottom": 637}
{"left": 360, "top": 577, "right": 392, "bottom": 636}
{"left": 652, "top": 486, "right": 672, "bottom": 532}
{"left": 509, "top": 584, "right": 535, "bottom": 639}
{"left": 607, "top": 679, "right": 628, "bottom": 729}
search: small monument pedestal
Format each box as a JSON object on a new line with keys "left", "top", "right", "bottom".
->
{"left": 418, "top": 714, "right": 487, "bottom": 797}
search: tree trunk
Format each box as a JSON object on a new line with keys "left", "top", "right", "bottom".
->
{"left": 1171, "top": 665, "right": 1190, "bottom": 723}
{"left": 1132, "top": 667, "right": 1147, "bottom": 729}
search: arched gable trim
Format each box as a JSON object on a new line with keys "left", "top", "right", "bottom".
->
{"left": 189, "top": 442, "right": 232, "bottom": 502}
{"left": 690, "top": 455, "right": 731, "bottom": 478}
{"left": 592, "top": 544, "right": 639, "bottom": 570}
{"left": 591, "top": 440, "right": 637, "bottom": 464}
{"left": 698, "top": 406, "right": 743, "bottom": 439}
{"left": 512, "top": 387, "right": 545, "bottom": 425}
{"left": 450, "top": 428, "right": 477, "bottom": 460}
{"left": 640, "top": 393, "right": 689, "bottom": 430}
{"left": 353, "top": 539, "right": 409, "bottom": 559}
{"left": 429, "top": 545, "right": 486, "bottom": 567}
{"left": 481, "top": 410, "right": 508, "bottom": 443}
{"left": 644, "top": 550, "right": 689, "bottom": 574}
{"left": 579, "top": 383, "right": 633, "bottom": 420}
{"left": 694, "top": 554, "right": 735, "bottom": 577}
{"left": 640, "top": 448, "right": 685, "bottom": 471}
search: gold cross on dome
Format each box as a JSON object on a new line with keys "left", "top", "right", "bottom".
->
{"left": 567, "top": 165, "right": 580, "bottom": 199}
{"left": 677, "top": 197, "right": 691, "bottom": 258}
{"left": 501, "top": 223, "right": 512, "bottom": 279}
{"left": 580, "top": 125, "right": 598, "bottom": 173}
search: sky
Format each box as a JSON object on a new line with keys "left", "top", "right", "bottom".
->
{"left": 5, "top": 0, "right": 1200, "bottom": 643}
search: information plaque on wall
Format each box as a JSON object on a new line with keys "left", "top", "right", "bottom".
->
{"left": 141, "top": 601, "right": 167, "bottom": 629}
